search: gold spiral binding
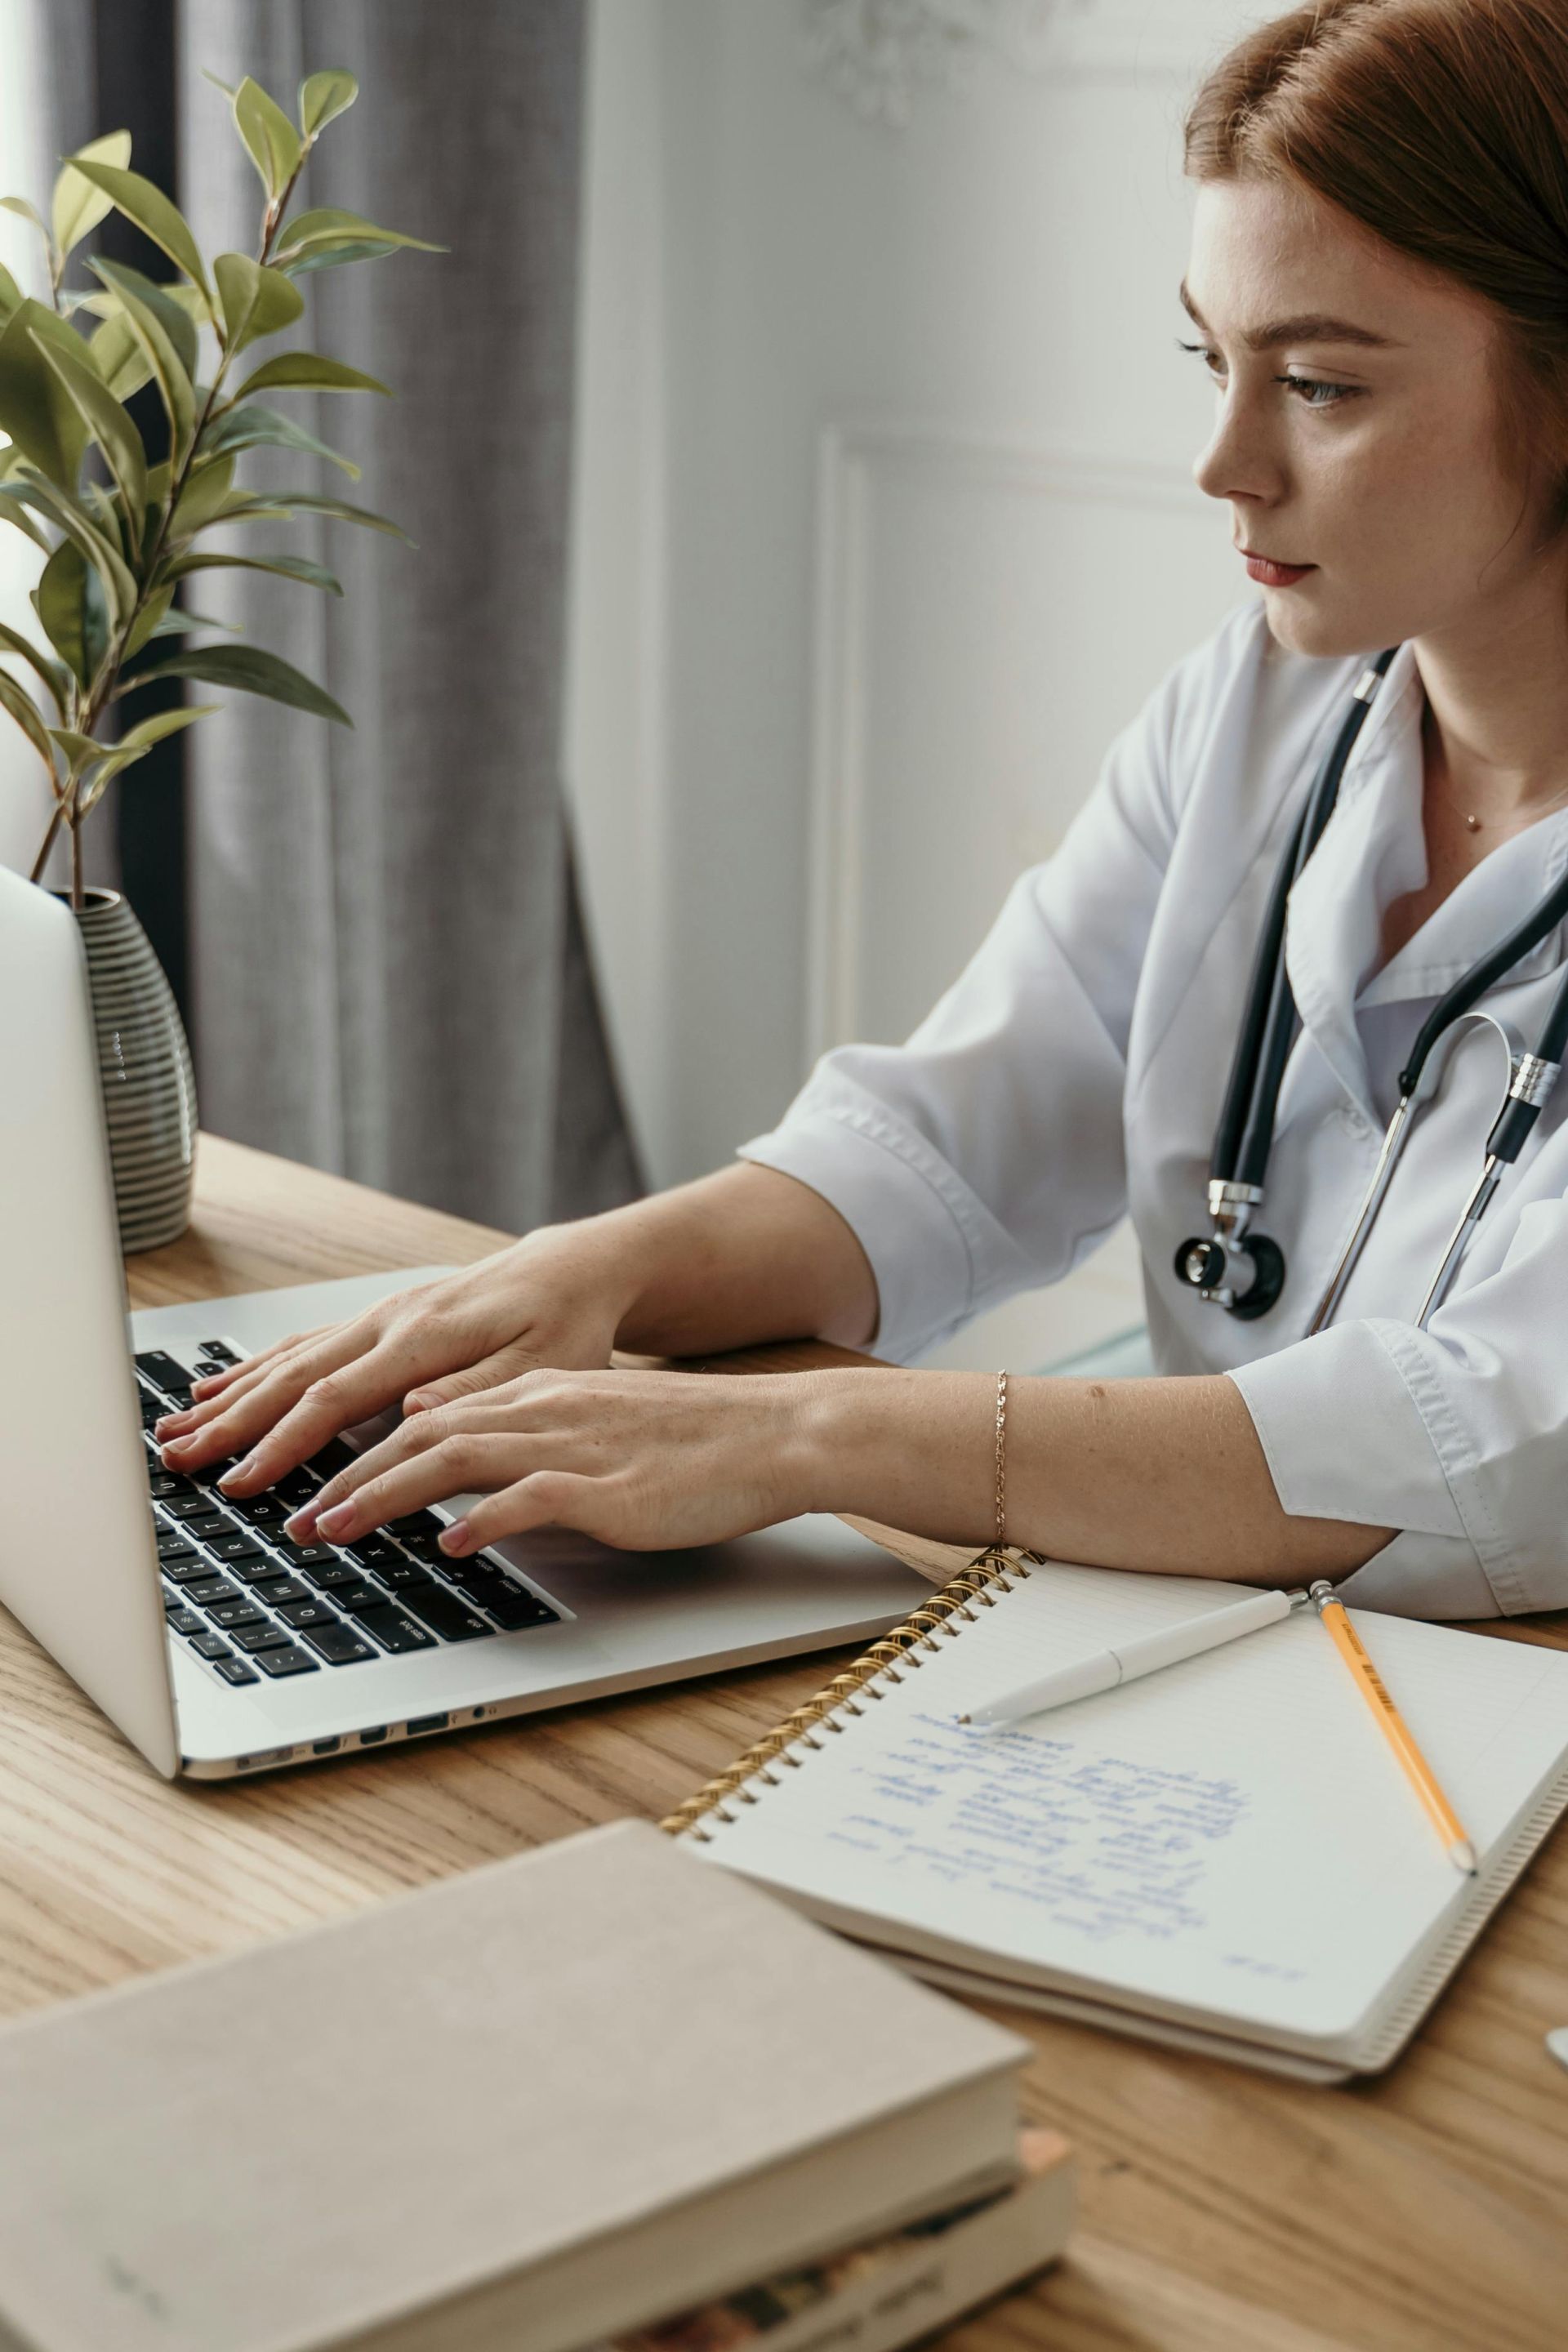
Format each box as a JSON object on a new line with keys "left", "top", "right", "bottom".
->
{"left": 659, "top": 1544, "right": 1041, "bottom": 1841}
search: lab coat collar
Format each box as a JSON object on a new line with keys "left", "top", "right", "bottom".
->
{"left": 1284, "top": 640, "right": 1568, "bottom": 1117}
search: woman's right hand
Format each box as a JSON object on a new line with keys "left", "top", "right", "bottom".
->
{"left": 153, "top": 1225, "right": 642, "bottom": 1496}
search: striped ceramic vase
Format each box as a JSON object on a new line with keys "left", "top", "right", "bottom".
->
{"left": 62, "top": 889, "right": 198, "bottom": 1254}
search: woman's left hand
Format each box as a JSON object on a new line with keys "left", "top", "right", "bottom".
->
{"left": 283, "top": 1367, "right": 823, "bottom": 1558}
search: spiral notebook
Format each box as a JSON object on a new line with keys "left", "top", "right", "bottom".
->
{"left": 663, "top": 1551, "right": 1568, "bottom": 2081}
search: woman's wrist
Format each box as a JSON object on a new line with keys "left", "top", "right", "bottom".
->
{"left": 793, "top": 1366, "right": 1000, "bottom": 1543}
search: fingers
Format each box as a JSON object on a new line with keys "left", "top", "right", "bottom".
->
{"left": 155, "top": 1321, "right": 367, "bottom": 1446}
{"left": 301, "top": 1429, "right": 537, "bottom": 1545}
{"left": 184, "top": 1324, "right": 334, "bottom": 1403}
{"left": 403, "top": 1342, "right": 549, "bottom": 1414}
{"left": 447, "top": 1471, "right": 600, "bottom": 1552}
{"left": 209, "top": 1334, "right": 448, "bottom": 1494}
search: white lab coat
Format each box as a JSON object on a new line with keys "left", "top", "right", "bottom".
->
{"left": 738, "top": 595, "right": 1568, "bottom": 1619}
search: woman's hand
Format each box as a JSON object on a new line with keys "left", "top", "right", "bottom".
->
{"left": 154, "top": 1227, "right": 644, "bottom": 1494}
{"left": 280, "top": 1367, "right": 821, "bottom": 1555}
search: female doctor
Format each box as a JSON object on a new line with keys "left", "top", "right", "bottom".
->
{"left": 159, "top": 0, "right": 1568, "bottom": 1620}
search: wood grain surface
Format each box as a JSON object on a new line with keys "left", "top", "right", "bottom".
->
{"left": 3, "top": 1130, "right": 1566, "bottom": 2351}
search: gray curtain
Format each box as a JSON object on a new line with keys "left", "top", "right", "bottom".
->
{"left": 167, "top": 0, "right": 644, "bottom": 1230}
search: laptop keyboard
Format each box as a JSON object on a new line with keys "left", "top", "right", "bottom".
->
{"left": 137, "top": 1343, "right": 562, "bottom": 1688}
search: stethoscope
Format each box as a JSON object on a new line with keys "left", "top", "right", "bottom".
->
{"left": 1175, "top": 646, "right": 1568, "bottom": 1333}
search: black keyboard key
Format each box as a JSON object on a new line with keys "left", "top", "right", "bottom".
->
{"left": 327, "top": 1579, "right": 385, "bottom": 1615}
{"left": 168, "top": 1509, "right": 232, "bottom": 1544}
{"left": 252, "top": 1644, "right": 319, "bottom": 1678}
{"left": 185, "top": 1456, "right": 246, "bottom": 1490}
{"left": 195, "top": 1339, "right": 239, "bottom": 1365}
{"left": 206, "top": 1600, "right": 265, "bottom": 1631}
{"left": 161, "top": 1493, "right": 225, "bottom": 1522}
{"left": 447, "top": 1559, "right": 515, "bottom": 1607}
{"left": 185, "top": 1575, "right": 241, "bottom": 1607}
{"left": 189, "top": 1631, "right": 232, "bottom": 1660}
{"left": 271, "top": 1470, "right": 323, "bottom": 1508}
{"left": 229, "top": 1494, "right": 289, "bottom": 1528}
{"left": 164, "top": 1605, "right": 203, "bottom": 1635}
{"left": 278, "top": 1597, "right": 340, "bottom": 1630}
{"left": 139, "top": 1393, "right": 164, "bottom": 1429}
{"left": 156, "top": 1525, "right": 199, "bottom": 1557}
{"left": 244, "top": 1575, "right": 313, "bottom": 1606}
{"left": 387, "top": 1510, "right": 448, "bottom": 1541}
{"left": 394, "top": 1530, "right": 452, "bottom": 1564}
{"left": 303, "top": 1622, "right": 376, "bottom": 1665}
{"left": 232, "top": 1622, "right": 296, "bottom": 1653}
{"left": 301, "top": 1559, "right": 363, "bottom": 1593}
{"left": 341, "top": 1535, "right": 402, "bottom": 1569}
{"left": 398, "top": 1584, "right": 493, "bottom": 1643}
{"left": 208, "top": 1532, "right": 268, "bottom": 1566}
{"left": 353, "top": 1602, "right": 438, "bottom": 1655}
{"left": 368, "top": 1557, "right": 429, "bottom": 1592}
{"left": 148, "top": 1470, "right": 195, "bottom": 1500}
{"left": 215, "top": 1655, "right": 260, "bottom": 1686}
{"left": 488, "top": 1588, "right": 559, "bottom": 1631}
{"left": 159, "top": 1552, "right": 208, "bottom": 1584}
{"left": 274, "top": 1540, "right": 337, "bottom": 1571}
{"left": 135, "top": 1350, "right": 191, "bottom": 1393}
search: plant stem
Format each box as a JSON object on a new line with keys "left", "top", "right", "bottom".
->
{"left": 29, "top": 802, "right": 63, "bottom": 884}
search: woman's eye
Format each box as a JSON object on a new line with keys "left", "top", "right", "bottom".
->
{"left": 1174, "top": 338, "right": 1356, "bottom": 410}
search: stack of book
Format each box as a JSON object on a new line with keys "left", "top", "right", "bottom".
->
{"left": 0, "top": 1820, "right": 1073, "bottom": 2352}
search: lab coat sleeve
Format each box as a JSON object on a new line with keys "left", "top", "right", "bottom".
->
{"left": 736, "top": 618, "right": 1239, "bottom": 1363}
{"left": 1227, "top": 1185, "right": 1568, "bottom": 1617}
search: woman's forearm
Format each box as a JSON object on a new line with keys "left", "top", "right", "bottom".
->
{"left": 555, "top": 1161, "right": 881, "bottom": 1358}
{"left": 800, "top": 1365, "right": 1394, "bottom": 1584}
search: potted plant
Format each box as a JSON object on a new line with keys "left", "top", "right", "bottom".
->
{"left": 0, "top": 67, "right": 440, "bottom": 1250}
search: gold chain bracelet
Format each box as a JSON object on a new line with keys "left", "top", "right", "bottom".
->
{"left": 994, "top": 1368, "right": 1009, "bottom": 1549}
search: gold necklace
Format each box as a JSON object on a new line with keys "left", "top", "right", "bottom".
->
{"left": 1429, "top": 774, "right": 1568, "bottom": 833}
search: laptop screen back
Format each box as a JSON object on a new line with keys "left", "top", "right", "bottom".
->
{"left": 0, "top": 871, "right": 180, "bottom": 1775}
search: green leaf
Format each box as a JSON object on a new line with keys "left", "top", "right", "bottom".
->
{"left": 234, "top": 351, "right": 390, "bottom": 399}
{"left": 29, "top": 324, "right": 148, "bottom": 553}
{"left": 117, "top": 702, "right": 220, "bottom": 751}
{"left": 83, "top": 259, "right": 199, "bottom": 381}
{"left": 90, "top": 258, "right": 194, "bottom": 456}
{"left": 212, "top": 252, "right": 304, "bottom": 355}
{"left": 219, "top": 486, "right": 414, "bottom": 545}
{"left": 145, "top": 606, "right": 237, "bottom": 635}
{"left": 234, "top": 76, "right": 302, "bottom": 199}
{"left": 0, "top": 666, "right": 58, "bottom": 775}
{"left": 122, "top": 583, "right": 173, "bottom": 657}
{"left": 88, "top": 309, "right": 154, "bottom": 403}
{"left": 14, "top": 472, "right": 137, "bottom": 628}
{"left": 168, "top": 452, "right": 234, "bottom": 538}
{"left": 0, "top": 263, "right": 22, "bottom": 327}
{"left": 121, "top": 640, "right": 351, "bottom": 724}
{"left": 49, "top": 725, "right": 118, "bottom": 771}
{"left": 200, "top": 402, "right": 360, "bottom": 478}
{"left": 298, "top": 70, "right": 359, "bottom": 137}
{"left": 0, "top": 486, "right": 51, "bottom": 551}
{"left": 270, "top": 207, "right": 446, "bottom": 268}
{"left": 65, "top": 161, "right": 211, "bottom": 301}
{"left": 51, "top": 128, "right": 132, "bottom": 265}
{"left": 37, "top": 537, "right": 109, "bottom": 686}
{"left": 0, "top": 619, "right": 69, "bottom": 714}
{"left": 165, "top": 549, "right": 343, "bottom": 596}
{"left": 0, "top": 300, "right": 91, "bottom": 488}
{"left": 0, "top": 196, "right": 48, "bottom": 238}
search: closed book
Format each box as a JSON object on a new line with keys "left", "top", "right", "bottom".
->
{"left": 0, "top": 1818, "right": 1030, "bottom": 2352}
{"left": 605, "top": 2127, "right": 1074, "bottom": 2352}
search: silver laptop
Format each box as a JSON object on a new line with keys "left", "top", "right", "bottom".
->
{"left": 0, "top": 869, "right": 928, "bottom": 1780}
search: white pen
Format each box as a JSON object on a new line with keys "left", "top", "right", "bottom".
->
{"left": 956, "top": 1587, "right": 1311, "bottom": 1729}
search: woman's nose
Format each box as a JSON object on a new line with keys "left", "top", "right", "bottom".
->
{"left": 1192, "top": 390, "right": 1280, "bottom": 507}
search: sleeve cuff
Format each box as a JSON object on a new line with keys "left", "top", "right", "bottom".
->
{"left": 1225, "top": 1318, "right": 1504, "bottom": 1619}
{"left": 736, "top": 1107, "right": 977, "bottom": 1364}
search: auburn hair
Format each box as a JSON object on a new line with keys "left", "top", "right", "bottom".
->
{"left": 1183, "top": 0, "right": 1568, "bottom": 538}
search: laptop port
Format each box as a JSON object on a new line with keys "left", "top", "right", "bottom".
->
{"left": 359, "top": 1726, "right": 389, "bottom": 1744}
{"left": 407, "top": 1712, "right": 449, "bottom": 1735}
{"left": 312, "top": 1736, "right": 341, "bottom": 1755}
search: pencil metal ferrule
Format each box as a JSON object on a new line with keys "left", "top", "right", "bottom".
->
{"left": 1307, "top": 1579, "right": 1335, "bottom": 1612}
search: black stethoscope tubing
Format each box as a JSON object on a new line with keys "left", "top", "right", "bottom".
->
{"left": 1178, "top": 644, "right": 1568, "bottom": 1323}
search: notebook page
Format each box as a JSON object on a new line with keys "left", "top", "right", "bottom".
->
{"left": 691, "top": 1564, "right": 1568, "bottom": 2050}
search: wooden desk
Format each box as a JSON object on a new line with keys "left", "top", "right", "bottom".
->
{"left": 3, "top": 1133, "right": 1566, "bottom": 2351}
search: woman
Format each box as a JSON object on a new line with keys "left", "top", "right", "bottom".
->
{"left": 159, "top": 0, "right": 1568, "bottom": 1619}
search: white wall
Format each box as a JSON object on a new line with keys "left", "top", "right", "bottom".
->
{"left": 566, "top": 0, "right": 1270, "bottom": 1364}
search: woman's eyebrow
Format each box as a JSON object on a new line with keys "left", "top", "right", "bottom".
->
{"left": 1178, "top": 278, "right": 1401, "bottom": 350}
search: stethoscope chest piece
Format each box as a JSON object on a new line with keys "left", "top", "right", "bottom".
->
{"left": 1175, "top": 1183, "right": 1286, "bottom": 1319}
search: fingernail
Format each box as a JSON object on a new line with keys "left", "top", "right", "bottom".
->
{"left": 284, "top": 1506, "right": 318, "bottom": 1539}
{"left": 154, "top": 1411, "right": 189, "bottom": 1435}
{"left": 218, "top": 1454, "right": 259, "bottom": 1490}
{"left": 316, "top": 1502, "right": 355, "bottom": 1536}
{"left": 439, "top": 1521, "right": 471, "bottom": 1556}
{"left": 162, "top": 1434, "right": 198, "bottom": 1458}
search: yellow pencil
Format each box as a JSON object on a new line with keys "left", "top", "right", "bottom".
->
{"left": 1307, "top": 1582, "right": 1477, "bottom": 1875}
